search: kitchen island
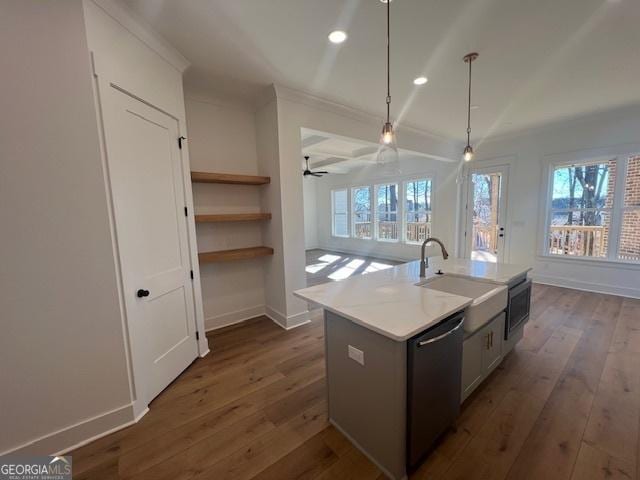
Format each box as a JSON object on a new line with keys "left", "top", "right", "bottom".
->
{"left": 294, "top": 258, "right": 531, "bottom": 480}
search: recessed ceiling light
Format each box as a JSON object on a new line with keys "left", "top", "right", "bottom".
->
{"left": 471, "top": 104, "right": 480, "bottom": 110}
{"left": 380, "top": 0, "right": 393, "bottom": 3}
{"left": 413, "top": 76, "right": 428, "bottom": 85}
{"left": 328, "top": 31, "right": 347, "bottom": 44}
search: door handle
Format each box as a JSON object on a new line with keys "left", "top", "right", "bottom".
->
{"left": 136, "top": 289, "right": 150, "bottom": 298}
{"left": 418, "top": 318, "right": 464, "bottom": 347}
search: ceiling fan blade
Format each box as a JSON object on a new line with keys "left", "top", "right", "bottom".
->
{"left": 315, "top": 171, "right": 329, "bottom": 174}
{"left": 311, "top": 173, "right": 323, "bottom": 177}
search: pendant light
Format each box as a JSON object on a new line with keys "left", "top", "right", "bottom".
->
{"left": 463, "top": 52, "right": 478, "bottom": 162}
{"left": 377, "top": 0, "right": 399, "bottom": 166}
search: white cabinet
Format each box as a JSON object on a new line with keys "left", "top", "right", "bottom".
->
{"left": 461, "top": 312, "right": 505, "bottom": 402}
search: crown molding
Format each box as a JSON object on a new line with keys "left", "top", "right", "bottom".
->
{"left": 86, "top": 0, "right": 190, "bottom": 73}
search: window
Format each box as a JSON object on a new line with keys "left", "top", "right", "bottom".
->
{"left": 404, "top": 179, "right": 432, "bottom": 244}
{"left": 545, "top": 154, "right": 640, "bottom": 263}
{"left": 375, "top": 183, "right": 399, "bottom": 241}
{"left": 352, "top": 186, "right": 372, "bottom": 239}
{"left": 331, "top": 189, "right": 349, "bottom": 237}
{"left": 547, "top": 160, "right": 613, "bottom": 258}
{"left": 619, "top": 155, "right": 640, "bottom": 261}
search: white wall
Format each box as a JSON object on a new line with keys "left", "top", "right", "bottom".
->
{"left": 475, "top": 104, "right": 640, "bottom": 298}
{"left": 0, "top": 0, "right": 132, "bottom": 454}
{"left": 312, "top": 157, "right": 459, "bottom": 261}
{"left": 185, "top": 92, "right": 267, "bottom": 329}
{"left": 303, "top": 176, "right": 319, "bottom": 249}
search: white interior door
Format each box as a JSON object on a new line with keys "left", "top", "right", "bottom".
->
{"left": 103, "top": 87, "right": 198, "bottom": 403}
{"left": 463, "top": 165, "right": 509, "bottom": 263}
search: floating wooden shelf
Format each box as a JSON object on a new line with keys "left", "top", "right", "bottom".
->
{"left": 195, "top": 213, "right": 272, "bottom": 223}
{"left": 191, "top": 171, "right": 270, "bottom": 185}
{"left": 198, "top": 246, "right": 274, "bottom": 264}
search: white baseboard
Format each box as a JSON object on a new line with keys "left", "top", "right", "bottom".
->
{"left": 204, "top": 305, "right": 267, "bottom": 332}
{"left": 531, "top": 273, "right": 640, "bottom": 299}
{"left": 205, "top": 304, "right": 311, "bottom": 332}
{"left": 264, "top": 305, "right": 311, "bottom": 330}
{"left": 2, "top": 403, "right": 138, "bottom": 457}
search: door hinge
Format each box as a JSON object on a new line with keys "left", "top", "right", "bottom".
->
{"left": 178, "top": 136, "right": 186, "bottom": 149}
{"left": 195, "top": 331, "right": 200, "bottom": 340}
{"left": 190, "top": 270, "right": 194, "bottom": 280}
{"left": 184, "top": 206, "right": 188, "bottom": 217}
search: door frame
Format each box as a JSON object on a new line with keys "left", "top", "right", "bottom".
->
{"left": 460, "top": 163, "right": 511, "bottom": 263}
{"left": 91, "top": 68, "right": 208, "bottom": 418}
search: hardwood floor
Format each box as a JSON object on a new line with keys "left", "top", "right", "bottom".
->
{"left": 70, "top": 285, "right": 640, "bottom": 480}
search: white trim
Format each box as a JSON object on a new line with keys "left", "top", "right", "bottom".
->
{"left": 531, "top": 273, "right": 640, "bottom": 299}
{"left": 264, "top": 306, "right": 311, "bottom": 330}
{"left": 460, "top": 163, "right": 511, "bottom": 262}
{"left": 86, "top": 0, "right": 190, "bottom": 73}
{"left": 331, "top": 188, "right": 350, "bottom": 238}
{"left": 540, "top": 146, "right": 640, "bottom": 264}
{"left": 204, "top": 305, "right": 267, "bottom": 331}
{"left": 2, "top": 404, "right": 137, "bottom": 456}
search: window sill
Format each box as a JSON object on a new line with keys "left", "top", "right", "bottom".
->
{"left": 537, "top": 254, "right": 640, "bottom": 270}
{"left": 331, "top": 235, "right": 350, "bottom": 239}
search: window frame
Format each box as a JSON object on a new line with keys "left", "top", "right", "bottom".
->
{"left": 541, "top": 147, "right": 640, "bottom": 265}
{"left": 351, "top": 185, "right": 373, "bottom": 241}
{"left": 374, "top": 182, "right": 400, "bottom": 243}
{"left": 331, "top": 188, "right": 350, "bottom": 238}
{"left": 402, "top": 177, "right": 433, "bottom": 245}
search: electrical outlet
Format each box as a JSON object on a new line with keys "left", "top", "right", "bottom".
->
{"left": 348, "top": 345, "right": 364, "bottom": 366}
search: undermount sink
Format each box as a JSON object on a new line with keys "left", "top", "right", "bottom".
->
{"left": 421, "top": 276, "right": 508, "bottom": 333}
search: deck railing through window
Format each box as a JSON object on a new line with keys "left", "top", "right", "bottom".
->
{"left": 406, "top": 222, "right": 431, "bottom": 243}
{"left": 355, "top": 222, "right": 432, "bottom": 242}
{"left": 473, "top": 224, "right": 499, "bottom": 253}
{"left": 548, "top": 225, "right": 606, "bottom": 257}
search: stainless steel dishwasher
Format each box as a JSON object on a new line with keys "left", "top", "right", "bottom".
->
{"left": 406, "top": 310, "right": 465, "bottom": 470}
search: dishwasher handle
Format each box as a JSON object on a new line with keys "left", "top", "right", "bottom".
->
{"left": 418, "top": 317, "right": 464, "bottom": 347}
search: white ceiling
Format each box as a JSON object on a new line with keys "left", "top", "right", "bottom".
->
{"left": 125, "top": 0, "right": 640, "bottom": 140}
{"left": 300, "top": 128, "right": 439, "bottom": 174}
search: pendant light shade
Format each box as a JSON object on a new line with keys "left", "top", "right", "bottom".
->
{"left": 376, "top": 0, "right": 399, "bottom": 167}
{"left": 463, "top": 52, "right": 478, "bottom": 162}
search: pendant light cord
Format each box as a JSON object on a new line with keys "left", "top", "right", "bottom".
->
{"left": 386, "top": 0, "right": 391, "bottom": 123}
{"left": 466, "top": 56, "right": 472, "bottom": 146}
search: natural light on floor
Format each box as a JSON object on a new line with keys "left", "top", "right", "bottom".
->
{"left": 328, "top": 259, "right": 365, "bottom": 280}
{"left": 364, "top": 262, "right": 395, "bottom": 274}
{"left": 305, "top": 254, "right": 342, "bottom": 274}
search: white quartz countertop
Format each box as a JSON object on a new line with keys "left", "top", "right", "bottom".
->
{"left": 294, "top": 258, "right": 531, "bottom": 342}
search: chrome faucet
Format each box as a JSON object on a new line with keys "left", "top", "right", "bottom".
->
{"left": 420, "top": 237, "right": 449, "bottom": 277}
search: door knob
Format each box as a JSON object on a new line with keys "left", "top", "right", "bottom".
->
{"left": 136, "top": 289, "right": 150, "bottom": 298}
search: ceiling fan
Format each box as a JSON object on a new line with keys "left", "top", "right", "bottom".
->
{"left": 302, "top": 156, "right": 328, "bottom": 177}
